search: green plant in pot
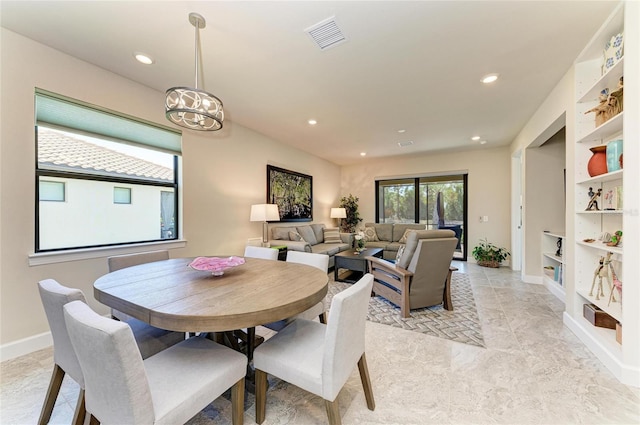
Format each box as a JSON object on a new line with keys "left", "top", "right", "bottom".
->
{"left": 339, "top": 194, "right": 362, "bottom": 233}
{"left": 472, "top": 238, "right": 510, "bottom": 268}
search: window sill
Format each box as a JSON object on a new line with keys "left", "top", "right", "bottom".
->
{"left": 28, "top": 240, "right": 187, "bottom": 266}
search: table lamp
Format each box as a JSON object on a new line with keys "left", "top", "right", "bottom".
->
{"left": 250, "top": 204, "right": 280, "bottom": 246}
{"left": 330, "top": 207, "right": 346, "bottom": 229}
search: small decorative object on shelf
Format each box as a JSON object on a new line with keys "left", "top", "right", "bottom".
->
{"left": 555, "top": 238, "right": 562, "bottom": 258}
{"left": 606, "top": 139, "right": 623, "bottom": 172}
{"left": 188, "top": 256, "right": 245, "bottom": 276}
{"left": 608, "top": 261, "right": 622, "bottom": 306}
{"left": 603, "top": 32, "right": 624, "bottom": 74}
{"left": 589, "top": 252, "right": 615, "bottom": 301}
{"left": 607, "top": 230, "right": 622, "bottom": 247}
{"left": 583, "top": 303, "right": 617, "bottom": 329}
{"left": 586, "top": 187, "right": 602, "bottom": 211}
{"left": 587, "top": 146, "right": 608, "bottom": 177}
{"left": 471, "top": 238, "right": 510, "bottom": 268}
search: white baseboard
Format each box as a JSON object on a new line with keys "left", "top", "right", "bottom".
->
{"left": 564, "top": 312, "right": 640, "bottom": 388}
{"left": 522, "top": 274, "right": 542, "bottom": 284}
{"left": 0, "top": 331, "right": 52, "bottom": 362}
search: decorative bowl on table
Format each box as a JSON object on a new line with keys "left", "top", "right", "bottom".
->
{"left": 188, "top": 256, "right": 245, "bottom": 276}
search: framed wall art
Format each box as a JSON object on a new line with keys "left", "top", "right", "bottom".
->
{"left": 267, "top": 165, "right": 312, "bottom": 222}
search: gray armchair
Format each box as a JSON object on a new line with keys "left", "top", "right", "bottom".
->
{"left": 366, "top": 229, "right": 458, "bottom": 318}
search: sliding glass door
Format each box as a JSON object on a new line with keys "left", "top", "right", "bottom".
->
{"left": 376, "top": 174, "right": 467, "bottom": 260}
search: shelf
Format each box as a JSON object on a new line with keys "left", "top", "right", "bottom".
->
{"left": 576, "top": 209, "right": 623, "bottom": 215}
{"left": 576, "top": 112, "right": 623, "bottom": 144}
{"left": 576, "top": 240, "right": 623, "bottom": 256}
{"left": 577, "top": 289, "right": 622, "bottom": 322}
{"left": 543, "top": 252, "right": 564, "bottom": 264}
{"left": 576, "top": 169, "right": 623, "bottom": 184}
{"left": 543, "top": 232, "right": 565, "bottom": 239}
{"left": 577, "top": 57, "right": 624, "bottom": 103}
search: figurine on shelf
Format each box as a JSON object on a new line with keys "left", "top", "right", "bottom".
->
{"left": 555, "top": 238, "right": 562, "bottom": 258}
{"left": 589, "top": 252, "right": 614, "bottom": 301}
{"left": 608, "top": 261, "right": 622, "bottom": 307}
{"left": 607, "top": 230, "right": 622, "bottom": 247}
{"left": 585, "top": 187, "right": 602, "bottom": 211}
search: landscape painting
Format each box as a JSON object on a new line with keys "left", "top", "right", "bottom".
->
{"left": 267, "top": 165, "right": 312, "bottom": 222}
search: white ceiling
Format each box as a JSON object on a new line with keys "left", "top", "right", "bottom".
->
{"left": 1, "top": 1, "right": 618, "bottom": 165}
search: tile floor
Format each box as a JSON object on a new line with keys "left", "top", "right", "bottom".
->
{"left": 2, "top": 262, "right": 639, "bottom": 424}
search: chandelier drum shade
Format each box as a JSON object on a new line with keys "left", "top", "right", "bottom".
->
{"left": 165, "top": 13, "right": 224, "bottom": 131}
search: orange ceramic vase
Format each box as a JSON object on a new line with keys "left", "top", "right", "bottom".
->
{"left": 587, "top": 145, "right": 608, "bottom": 177}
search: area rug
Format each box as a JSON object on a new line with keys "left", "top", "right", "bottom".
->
{"left": 327, "top": 272, "right": 485, "bottom": 347}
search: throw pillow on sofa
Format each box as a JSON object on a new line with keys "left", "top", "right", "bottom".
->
{"left": 289, "top": 231, "right": 303, "bottom": 241}
{"left": 398, "top": 229, "right": 414, "bottom": 244}
{"left": 296, "top": 226, "right": 317, "bottom": 245}
{"left": 363, "top": 227, "right": 379, "bottom": 242}
{"left": 323, "top": 228, "right": 341, "bottom": 243}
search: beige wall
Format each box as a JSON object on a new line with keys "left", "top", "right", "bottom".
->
{"left": 340, "top": 147, "right": 512, "bottom": 262}
{"left": 0, "top": 29, "right": 341, "bottom": 347}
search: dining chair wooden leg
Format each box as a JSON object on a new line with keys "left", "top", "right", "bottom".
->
{"left": 38, "top": 364, "right": 65, "bottom": 425}
{"left": 324, "top": 399, "right": 342, "bottom": 425}
{"left": 71, "top": 389, "right": 85, "bottom": 425}
{"left": 357, "top": 353, "right": 375, "bottom": 410}
{"left": 319, "top": 311, "right": 327, "bottom": 324}
{"left": 255, "top": 369, "right": 267, "bottom": 424}
{"left": 231, "top": 377, "right": 245, "bottom": 425}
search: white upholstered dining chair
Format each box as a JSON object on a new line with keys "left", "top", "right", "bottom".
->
{"left": 286, "top": 251, "right": 329, "bottom": 323}
{"left": 254, "top": 273, "right": 375, "bottom": 425}
{"left": 37, "top": 279, "right": 184, "bottom": 425}
{"left": 243, "top": 245, "right": 279, "bottom": 261}
{"left": 63, "top": 300, "right": 247, "bottom": 425}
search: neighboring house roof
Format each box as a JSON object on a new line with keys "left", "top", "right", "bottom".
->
{"left": 38, "top": 128, "right": 173, "bottom": 182}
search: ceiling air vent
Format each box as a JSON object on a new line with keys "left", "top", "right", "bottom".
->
{"left": 305, "top": 16, "right": 347, "bottom": 50}
{"left": 398, "top": 141, "right": 414, "bottom": 148}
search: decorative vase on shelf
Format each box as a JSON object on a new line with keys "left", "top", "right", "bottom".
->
{"left": 606, "top": 139, "right": 623, "bottom": 172}
{"left": 587, "top": 145, "right": 608, "bottom": 177}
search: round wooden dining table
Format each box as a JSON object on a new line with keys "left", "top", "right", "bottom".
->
{"left": 93, "top": 257, "right": 329, "bottom": 333}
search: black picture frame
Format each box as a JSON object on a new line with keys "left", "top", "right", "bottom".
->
{"left": 267, "top": 165, "right": 312, "bottom": 222}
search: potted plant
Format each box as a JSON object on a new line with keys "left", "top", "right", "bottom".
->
{"left": 472, "top": 238, "right": 510, "bottom": 268}
{"left": 339, "top": 194, "right": 362, "bottom": 233}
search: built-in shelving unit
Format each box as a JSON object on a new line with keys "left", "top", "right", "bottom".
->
{"left": 542, "top": 232, "right": 565, "bottom": 302}
{"left": 565, "top": 2, "right": 639, "bottom": 387}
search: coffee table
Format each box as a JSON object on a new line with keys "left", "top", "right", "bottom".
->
{"left": 334, "top": 247, "right": 383, "bottom": 283}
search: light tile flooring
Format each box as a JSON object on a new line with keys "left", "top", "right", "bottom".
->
{"left": 2, "top": 262, "right": 639, "bottom": 424}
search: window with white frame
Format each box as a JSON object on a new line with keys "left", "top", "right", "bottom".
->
{"left": 35, "top": 90, "right": 181, "bottom": 252}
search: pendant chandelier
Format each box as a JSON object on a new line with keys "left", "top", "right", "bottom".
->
{"left": 165, "top": 13, "right": 224, "bottom": 131}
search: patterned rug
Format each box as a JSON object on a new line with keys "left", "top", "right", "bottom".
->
{"left": 327, "top": 272, "right": 485, "bottom": 347}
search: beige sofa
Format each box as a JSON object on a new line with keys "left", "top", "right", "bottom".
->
{"left": 267, "top": 223, "right": 353, "bottom": 268}
{"left": 362, "top": 222, "right": 426, "bottom": 261}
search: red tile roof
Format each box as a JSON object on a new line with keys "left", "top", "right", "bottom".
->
{"left": 37, "top": 128, "right": 173, "bottom": 182}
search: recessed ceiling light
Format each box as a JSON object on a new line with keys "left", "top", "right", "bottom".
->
{"left": 479, "top": 140, "right": 488, "bottom": 145}
{"left": 481, "top": 74, "right": 499, "bottom": 84}
{"left": 134, "top": 52, "right": 154, "bottom": 65}
{"left": 471, "top": 136, "right": 481, "bottom": 141}
{"left": 397, "top": 129, "right": 406, "bottom": 133}
{"left": 308, "top": 119, "right": 317, "bottom": 125}
{"left": 360, "top": 152, "right": 366, "bottom": 156}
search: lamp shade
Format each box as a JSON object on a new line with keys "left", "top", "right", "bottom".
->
{"left": 250, "top": 204, "right": 280, "bottom": 222}
{"left": 330, "top": 207, "right": 347, "bottom": 219}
